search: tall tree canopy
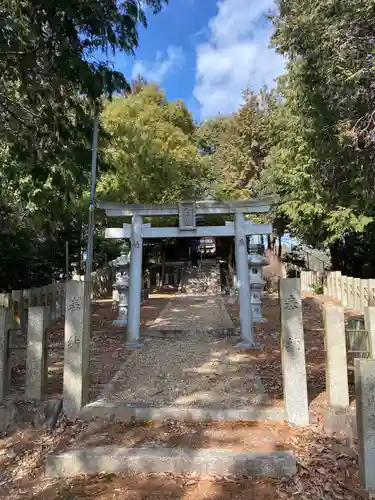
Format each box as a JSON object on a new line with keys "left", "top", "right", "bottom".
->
{"left": 260, "top": 0, "right": 375, "bottom": 273}
{"left": 98, "top": 85, "right": 204, "bottom": 204}
{"left": 0, "top": 0, "right": 168, "bottom": 201}
{"left": 0, "top": 1, "right": 168, "bottom": 290}
{"left": 195, "top": 90, "right": 277, "bottom": 201}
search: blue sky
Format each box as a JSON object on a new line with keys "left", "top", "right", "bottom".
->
{"left": 105, "top": 0, "right": 285, "bottom": 121}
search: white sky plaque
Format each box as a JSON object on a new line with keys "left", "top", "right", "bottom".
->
{"left": 179, "top": 201, "right": 196, "bottom": 230}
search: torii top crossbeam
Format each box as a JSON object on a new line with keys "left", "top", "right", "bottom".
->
{"left": 98, "top": 197, "right": 273, "bottom": 217}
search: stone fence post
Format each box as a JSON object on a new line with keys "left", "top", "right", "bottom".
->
{"left": 26, "top": 306, "right": 49, "bottom": 400}
{"left": 29, "top": 288, "right": 38, "bottom": 307}
{"left": 327, "top": 272, "right": 333, "bottom": 297}
{"left": 364, "top": 307, "right": 375, "bottom": 359}
{"left": 360, "top": 280, "right": 369, "bottom": 314}
{"left": 334, "top": 271, "right": 342, "bottom": 301}
{"left": 307, "top": 271, "right": 312, "bottom": 290}
{"left": 354, "top": 278, "right": 361, "bottom": 312}
{"left": 369, "top": 279, "right": 375, "bottom": 307}
{"left": 331, "top": 272, "right": 336, "bottom": 299}
{"left": 63, "top": 279, "right": 91, "bottom": 419}
{"left": 57, "top": 283, "right": 65, "bottom": 318}
{"left": 347, "top": 277, "right": 355, "bottom": 309}
{"left": 343, "top": 277, "right": 349, "bottom": 307}
{"left": 49, "top": 283, "right": 56, "bottom": 323}
{"left": 324, "top": 304, "right": 349, "bottom": 410}
{"left": 355, "top": 359, "right": 375, "bottom": 492}
{"left": 280, "top": 278, "right": 309, "bottom": 425}
{"left": 0, "top": 307, "right": 11, "bottom": 401}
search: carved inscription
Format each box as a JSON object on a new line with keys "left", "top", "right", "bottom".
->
{"left": 67, "top": 296, "right": 81, "bottom": 312}
{"left": 284, "top": 336, "right": 302, "bottom": 353}
{"left": 67, "top": 336, "right": 81, "bottom": 348}
{"left": 284, "top": 293, "right": 300, "bottom": 311}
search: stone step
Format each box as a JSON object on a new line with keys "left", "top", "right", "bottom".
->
{"left": 141, "top": 327, "right": 238, "bottom": 338}
{"left": 45, "top": 446, "right": 296, "bottom": 479}
{"left": 79, "top": 403, "right": 285, "bottom": 423}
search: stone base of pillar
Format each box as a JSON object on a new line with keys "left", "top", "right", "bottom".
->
{"left": 235, "top": 341, "right": 261, "bottom": 350}
{"left": 113, "top": 319, "right": 128, "bottom": 326}
{"left": 123, "top": 341, "right": 144, "bottom": 349}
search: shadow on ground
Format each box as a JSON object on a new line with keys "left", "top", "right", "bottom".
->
{"left": 0, "top": 416, "right": 363, "bottom": 499}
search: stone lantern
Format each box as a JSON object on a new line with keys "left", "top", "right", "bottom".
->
{"left": 112, "top": 248, "right": 131, "bottom": 326}
{"left": 248, "top": 253, "right": 267, "bottom": 323}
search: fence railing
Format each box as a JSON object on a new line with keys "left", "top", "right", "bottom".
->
{"left": 300, "top": 270, "right": 375, "bottom": 314}
{"left": 323, "top": 271, "right": 375, "bottom": 313}
{"left": 300, "top": 270, "right": 321, "bottom": 291}
{"left": 0, "top": 266, "right": 113, "bottom": 332}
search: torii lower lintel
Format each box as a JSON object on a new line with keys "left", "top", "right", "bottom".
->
{"left": 105, "top": 222, "right": 273, "bottom": 240}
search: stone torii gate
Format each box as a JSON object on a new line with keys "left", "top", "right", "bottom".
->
{"left": 99, "top": 198, "right": 273, "bottom": 349}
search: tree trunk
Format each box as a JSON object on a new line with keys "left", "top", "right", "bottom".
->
{"left": 278, "top": 236, "right": 282, "bottom": 259}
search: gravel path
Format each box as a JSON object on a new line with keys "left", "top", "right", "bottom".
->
{"left": 95, "top": 295, "right": 271, "bottom": 408}
{"left": 102, "top": 333, "right": 271, "bottom": 407}
{"left": 145, "top": 295, "right": 233, "bottom": 331}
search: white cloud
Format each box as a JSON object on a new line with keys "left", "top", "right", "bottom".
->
{"left": 132, "top": 46, "right": 185, "bottom": 83}
{"left": 194, "top": 0, "right": 286, "bottom": 119}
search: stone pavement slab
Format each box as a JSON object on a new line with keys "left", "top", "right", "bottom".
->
{"left": 45, "top": 446, "right": 297, "bottom": 479}
{"left": 80, "top": 402, "right": 285, "bottom": 422}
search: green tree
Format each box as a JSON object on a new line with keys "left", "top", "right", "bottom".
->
{"left": 98, "top": 85, "right": 204, "bottom": 204}
{"left": 195, "top": 89, "right": 278, "bottom": 201}
{"left": 262, "top": 0, "right": 375, "bottom": 273}
{"left": 0, "top": 0, "right": 169, "bottom": 289}
{"left": 0, "top": 0, "right": 168, "bottom": 203}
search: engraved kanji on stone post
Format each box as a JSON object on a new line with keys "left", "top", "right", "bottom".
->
{"left": 63, "top": 280, "right": 91, "bottom": 418}
{"left": 280, "top": 278, "right": 309, "bottom": 425}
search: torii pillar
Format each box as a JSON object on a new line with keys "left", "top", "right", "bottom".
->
{"left": 234, "top": 212, "right": 254, "bottom": 348}
{"left": 126, "top": 215, "right": 143, "bottom": 348}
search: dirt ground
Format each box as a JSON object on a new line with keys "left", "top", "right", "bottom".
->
{"left": 8, "top": 295, "right": 170, "bottom": 402}
{"left": 72, "top": 420, "right": 293, "bottom": 450}
{"left": 225, "top": 292, "right": 360, "bottom": 408}
{"left": 0, "top": 418, "right": 364, "bottom": 499}
{"left": 0, "top": 290, "right": 369, "bottom": 499}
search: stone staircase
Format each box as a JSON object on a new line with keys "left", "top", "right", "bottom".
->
{"left": 45, "top": 336, "right": 296, "bottom": 481}
{"left": 45, "top": 405, "right": 296, "bottom": 479}
{"left": 180, "top": 260, "right": 221, "bottom": 295}
{"left": 44, "top": 262, "right": 297, "bottom": 483}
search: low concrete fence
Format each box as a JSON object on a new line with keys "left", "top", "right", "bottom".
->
{"left": 300, "top": 270, "right": 375, "bottom": 314}
{"left": 320, "top": 301, "right": 375, "bottom": 493}
{"left": 0, "top": 266, "right": 112, "bottom": 333}
{"left": 0, "top": 282, "right": 66, "bottom": 332}
{"left": 323, "top": 271, "right": 375, "bottom": 313}
{"left": 300, "top": 270, "right": 321, "bottom": 291}
{"left": 0, "top": 265, "right": 112, "bottom": 404}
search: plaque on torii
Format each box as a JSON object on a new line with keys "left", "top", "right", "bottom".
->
{"left": 178, "top": 201, "right": 196, "bottom": 231}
